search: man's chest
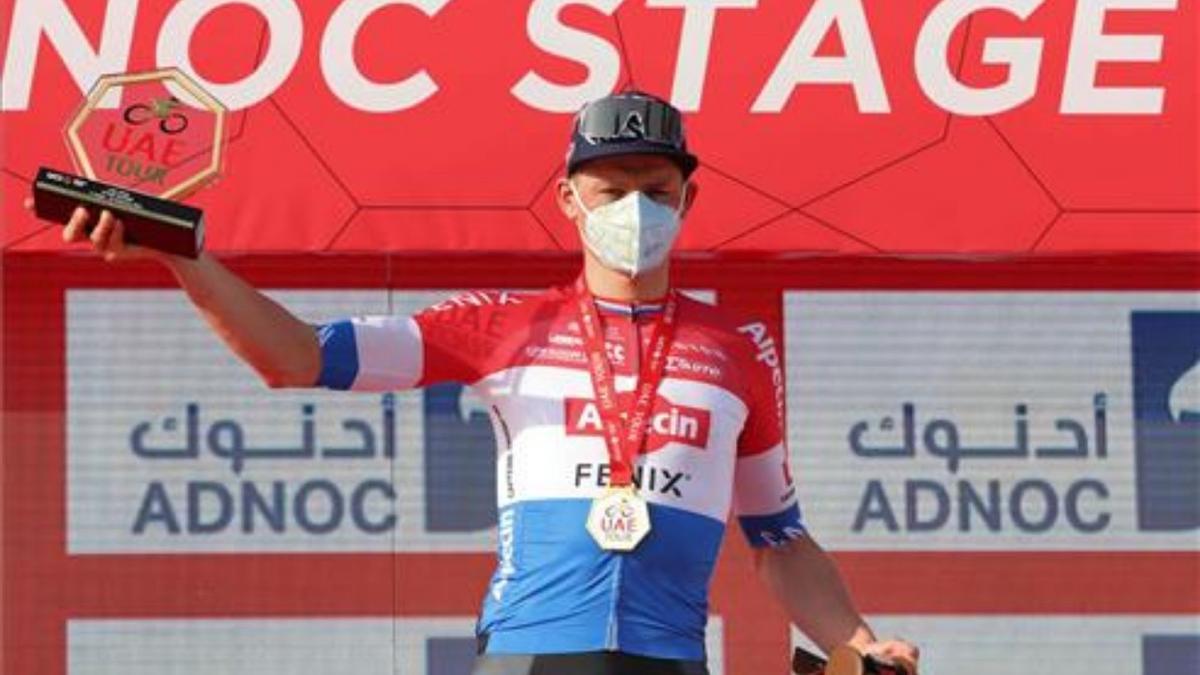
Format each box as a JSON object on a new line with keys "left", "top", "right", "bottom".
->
{"left": 474, "top": 317, "right": 749, "bottom": 520}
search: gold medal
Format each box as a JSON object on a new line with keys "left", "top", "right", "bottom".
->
{"left": 586, "top": 486, "right": 651, "bottom": 552}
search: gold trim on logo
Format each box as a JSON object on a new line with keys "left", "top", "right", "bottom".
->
{"left": 65, "top": 67, "right": 227, "bottom": 201}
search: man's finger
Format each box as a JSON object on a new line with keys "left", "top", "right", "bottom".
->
{"left": 63, "top": 206, "right": 91, "bottom": 243}
{"left": 107, "top": 218, "right": 129, "bottom": 256}
{"left": 890, "top": 642, "right": 918, "bottom": 662}
{"left": 863, "top": 641, "right": 920, "bottom": 672}
{"left": 90, "top": 210, "right": 115, "bottom": 250}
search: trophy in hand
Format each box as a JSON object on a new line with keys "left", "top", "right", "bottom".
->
{"left": 31, "top": 68, "right": 227, "bottom": 259}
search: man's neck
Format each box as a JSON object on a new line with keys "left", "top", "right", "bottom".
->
{"left": 582, "top": 253, "right": 670, "bottom": 302}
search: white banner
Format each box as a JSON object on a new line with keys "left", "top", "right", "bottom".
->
{"left": 67, "top": 289, "right": 498, "bottom": 554}
{"left": 784, "top": 292, "right": 1200, "bottom": 550}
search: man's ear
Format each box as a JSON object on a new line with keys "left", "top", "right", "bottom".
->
{"left": 555, "top": 177, "right": 580, "bottom": 223}
{"left": 681, "top": 180, "right": 699, "bottom": 217}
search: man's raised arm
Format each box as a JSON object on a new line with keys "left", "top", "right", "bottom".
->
{"left": 35, "top": 203, "right": 321, "bottom": 388}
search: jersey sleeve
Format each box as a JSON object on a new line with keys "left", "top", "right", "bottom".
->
{"left": 313, "top": 315, "right": 425, "bottom": 391}
{"left": 733, "top": 320, "right": 806, "bottom": 548}
{"left": 313, "top": 290, "right": 517, "bottom": 391}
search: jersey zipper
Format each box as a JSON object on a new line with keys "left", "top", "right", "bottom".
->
{"left": 605, "top": 555, "right": 624, "bottom": 649}
{"left": 604, "top": 311, "right": 638, "bottom": 651}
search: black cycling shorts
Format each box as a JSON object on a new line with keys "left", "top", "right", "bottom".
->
{"left": 470, "top": 651, "right": 710, "bottom": 675}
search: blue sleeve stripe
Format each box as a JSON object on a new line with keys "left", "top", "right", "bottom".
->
{"left": 315, "top": 321, "right": 359, "bottom": 390}
{"left": 738, "top": 503, "right": 805, "bottom": 548}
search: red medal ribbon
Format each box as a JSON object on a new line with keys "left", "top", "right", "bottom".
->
{"left": 575, "top": 277, "right": 679, "bottom": 487}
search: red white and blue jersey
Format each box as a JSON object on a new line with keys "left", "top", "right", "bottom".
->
{"left": 314, "top": 282, "right": 804, "bottom": 661}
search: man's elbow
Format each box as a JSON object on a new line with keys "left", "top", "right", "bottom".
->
{"left": 753, "top": 535, "right": 816, "bottom": 568}
{"left": 752, "top": 545, "right": 771, "bottom": 573}
{"left": 259, "top": 363, "right": 319, "bottom": 389}
{"left": 751, "top": 540, "right": 792, "bottom": 576}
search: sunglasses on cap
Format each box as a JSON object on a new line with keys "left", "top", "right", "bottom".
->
{"left": 574, "top": 93, "right": 686, "bottom": 149}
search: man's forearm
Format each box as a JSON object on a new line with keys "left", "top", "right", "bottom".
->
{"left": 163, "top": 252, "right": 320, "bottom": 387}
{"left": 754, "top": 534, "right": 875, "bottom": 654}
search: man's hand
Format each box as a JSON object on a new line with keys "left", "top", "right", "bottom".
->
{"left": 861, "top": 639, "right": 920, "bottom": 674}
{"left": 757, "top": 535, "right": 922, "bottom": 673}
{"left": 24, "top": 197, "right": 163, "bottom": 264}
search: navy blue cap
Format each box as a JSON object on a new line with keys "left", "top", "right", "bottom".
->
{"left": 565, "top": 91, "right": 699, "bottom": 178}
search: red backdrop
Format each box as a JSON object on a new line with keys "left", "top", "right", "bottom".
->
{"left": 1, "top": 0, "right": 1196, "bottom": 254}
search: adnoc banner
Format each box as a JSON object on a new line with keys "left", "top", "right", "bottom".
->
{"left": 3, "top": 0, "right": 1196, "bottom": 254}
{"left": 66, "top": 289, "right": 500, "bottom": 553}
{"left": 784, "top": 291, "right": 1200, "bottom": 550}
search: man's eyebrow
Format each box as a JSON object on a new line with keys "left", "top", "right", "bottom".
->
{"left": 617, "top": 167, "right": 676, "bottom": 182}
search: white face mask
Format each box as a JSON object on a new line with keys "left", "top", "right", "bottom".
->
{"left": 569, "top": 181, "right": 686, "bottom": 277}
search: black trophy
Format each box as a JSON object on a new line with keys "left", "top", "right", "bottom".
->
{"left": 32, "top": 67, "right": 228, "bottom": 258}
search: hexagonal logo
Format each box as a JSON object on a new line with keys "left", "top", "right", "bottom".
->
{"left": 586, "top": 487, "right": 651, "bottom": 552}
{"left": 65, "top": 68, "right": 227, "bottom": 199}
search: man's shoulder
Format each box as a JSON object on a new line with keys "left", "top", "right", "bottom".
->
{"left": 677, "top": 293, "right": 773, "bottom": 348}
{"left": 417, "top": 286, "right": 570, "bottom": 321}
{"left": 675, "top": 295, "right": 784, "bottom": 398}
{"left": 421, "top": 289, "right": 538, "bottom": 313}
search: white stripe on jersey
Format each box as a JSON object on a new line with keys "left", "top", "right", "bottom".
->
{"left": 477, "top": 365, "right": 747, "bottom": 523}
{"left": 349, "top": 315, "right": 423, "bottom": 391}
{"left": 733, "top": 442, "right": 798, "bottom": 517}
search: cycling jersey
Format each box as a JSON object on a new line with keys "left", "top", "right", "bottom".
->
{"left": 314, "top": 281, "right": 805, "bottom": 661}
